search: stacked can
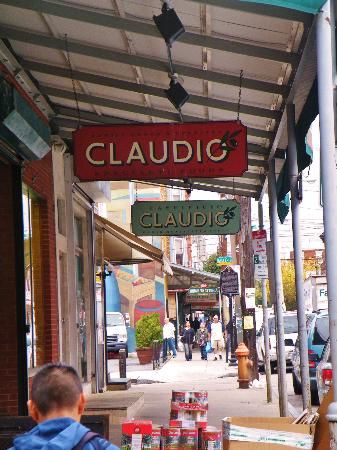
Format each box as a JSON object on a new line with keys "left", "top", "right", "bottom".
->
{"left": 162, "top": 427, "right": 180, "bottom": 449}
{"left": 200, "top": 429, "right": 221, "bottom": 450}
{"left": 170, "top": 391, "right": 208, "bottom": 428}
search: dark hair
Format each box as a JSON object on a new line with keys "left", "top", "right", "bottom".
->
{"left": 31, "top": 363, "right": 83, "bottom": 415}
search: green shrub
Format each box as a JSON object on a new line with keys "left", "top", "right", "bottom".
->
{"left": 135, "top": 313, "right": 163, "bottom": 348}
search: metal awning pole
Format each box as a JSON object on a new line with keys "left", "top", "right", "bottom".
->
{"left": 268, "top": 159, "right": 288, "bottom": 417}
{"left": 258, "top": 201, "right": 272, "bottom": 403}
{"left": 219, "top": 289, "right": 222, "bottom": 322}
{"left": 286, "top": 103, "right": 311, "bottom": 411}
{"left": 175, "top": 291, "right": 180, "bottom": 345}
{"left": 317, "top": 1, "right": 337, "bottom": 442}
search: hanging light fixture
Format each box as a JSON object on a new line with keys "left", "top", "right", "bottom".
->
{"left": 153, "top": 1, "right": 189, "bottom": 115}
{"left": 153, "top": 1, "right": 185, "bottom": 47}
{"left": 165, "top": 76, "right": 189, "bottom": 111}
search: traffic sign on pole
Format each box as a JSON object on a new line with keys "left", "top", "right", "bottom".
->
{"left": 216, "top": 256, "right": 233, "bottom": 265}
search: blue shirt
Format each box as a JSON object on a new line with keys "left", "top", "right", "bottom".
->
{"left": 9, "top": 417, "right": 119, "bottom": 450}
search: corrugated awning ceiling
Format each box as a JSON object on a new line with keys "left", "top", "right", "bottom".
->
{"left": 0, "top": 0, "right": 317, "bottom": 200}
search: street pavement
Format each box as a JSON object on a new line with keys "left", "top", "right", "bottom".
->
{"left": 107, "top": 349, "right": 302, "bottom": 446}
{"left": 107, "top": 349, "right": 314, "bottom": 447}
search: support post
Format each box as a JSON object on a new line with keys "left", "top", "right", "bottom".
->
{"left": 119, "top": 349, "right": 127, "bottom": 378}
{"left": 268, "top": 159, "right": 288, "bottom": 416}
{"left": 316, "top": 1, "right": 337, "bottom": 444}
{"left": 175, "top": 291, "right": 180, "bottom": 347}
{"left": 258, "top": 202, "right": 272, "bottom": 403}
{"left": 228, "top": 294, "right": 237, "bottom": 366}
{"left": 219, "top": 289, "right": 222, "bottom": 323}
{"left": 287, "top": 102, "right": 311, "bottom": 411}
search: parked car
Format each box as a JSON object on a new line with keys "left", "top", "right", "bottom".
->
{"left": 106, "top": 311, "right": 128, "bottom": 357}
{"left": 257, "top": 311, "right": 298, "bottom": 373}
{"left": 292, "top": 309, "right": 329, "bottom": 405}
{"left": 316, "top": 338, "right": 332, "bottom": 404}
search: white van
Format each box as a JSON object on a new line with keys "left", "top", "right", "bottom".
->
{"left": 106, "top": 312, "right": 128, "bottom": 357}
{"left": 257, "top": 311, "right": 298, "bottom": 373}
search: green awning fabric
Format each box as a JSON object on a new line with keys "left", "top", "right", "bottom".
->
{"left": 276, "top": 79, "right": 317, "bottom": 223}
{"left": 240, "top": 0, "right": 325, "bottom": 13}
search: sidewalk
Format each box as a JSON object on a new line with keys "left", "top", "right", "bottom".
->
{"left": 108, "top": 349, "right": 280, "bottom": 446}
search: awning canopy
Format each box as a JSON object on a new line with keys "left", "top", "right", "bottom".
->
{"left": 95, "top": 214, "right": 173, "bottom": 275}
{"left": 169, "top": 263, "right": 219, "bottom": 291}
{"left": 0, "top": 0, "right": 319, "bottom": 200}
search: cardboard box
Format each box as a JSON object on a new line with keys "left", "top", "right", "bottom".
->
{"left": 222, "top": 417, "right": 315, "bottom": 450}
{"left": 313, "top": 387, "right": 332, "bottom": 450}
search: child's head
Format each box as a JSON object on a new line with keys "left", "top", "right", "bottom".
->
{"left": 28, "top": 363, "right": 85, "bottom": 423}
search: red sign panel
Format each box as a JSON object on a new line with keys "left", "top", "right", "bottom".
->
{"left": 252, "top": 230, "right": 267, "bottom": 240}
{"left": 73, "top": 121, "right": 247, "bottom": 181}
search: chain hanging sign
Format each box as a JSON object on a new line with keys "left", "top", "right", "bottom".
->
{"left": 131, "top": 200, "right": 240, "bottom": 236}
{"left": 73, "top": 121, "right": 247, "bottom": 181}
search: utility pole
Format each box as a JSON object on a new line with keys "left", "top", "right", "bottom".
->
{"left": 268, "top": 159, "right": 288, "bottom": 417}
{"left": 258, "top": 202, "right": 272, "bottom": 403}
{"left": 287, "top": 102, "right": 311, "bottom": 411}
{"left": 316, "top": 1, "right": 337, "bottom": 444}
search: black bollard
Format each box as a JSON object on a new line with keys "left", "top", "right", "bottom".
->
{"left": 119, "top": 349, "right": 126, "bottom": 378}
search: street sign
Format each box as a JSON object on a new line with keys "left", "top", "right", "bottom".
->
{"left": 220, "top": 266, "right": 240, "bottom": 296}
{"left": 254, "top": 255, "right": 267, "bottom": 265}
{"left": 188, "top": 287, "right": 219, "bottom": 295}
{"left": 252, "top": 229, "right": 268, "bottom": 280}
{"left": 245, "top": 288, "right": 256, "bottom": 309}
{"left": 73, "top": 121, "right": 248, "bottom": 181}
{"left": 131, "top": 200, "right": 240, "bottom": 236}
{"left": 216, "top": 256, "right": 232, "bottom": 265}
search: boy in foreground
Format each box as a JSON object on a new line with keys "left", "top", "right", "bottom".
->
{"left": 10, "top": 363, "right": 119, "bottom": 450}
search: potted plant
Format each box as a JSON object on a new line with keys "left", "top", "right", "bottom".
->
{"left": 135, "top": 312, "right": 162, "bottom": 364}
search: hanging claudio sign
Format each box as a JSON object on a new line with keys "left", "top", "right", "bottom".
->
{"left": 73, "top": 121, "right": 247, "bottom": 181}
{"left": 131, "top": 200, "right": 240, "bottom": 236}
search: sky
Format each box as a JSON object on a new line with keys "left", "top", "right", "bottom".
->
{"left": 190, "top": 189, "right": 220, "bottom": 256}
{"left": 191, "top": 118, "right": 325, "bottom": 261}
{"left": 251, "top": 117, "right": 324, "bottom": 259}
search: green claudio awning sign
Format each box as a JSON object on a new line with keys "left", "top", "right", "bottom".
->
{"left": 131, "top": 200, "right": 240, "bottom": 236}
{"left": 239, "top": 0, "right": 325, "bottom": 13}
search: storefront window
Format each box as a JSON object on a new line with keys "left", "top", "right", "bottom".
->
{"left": 23, "top": 186, "right": 44, "bottom": 368}
{"left": 74, "top": 217, "right": 87, "bottom": 381}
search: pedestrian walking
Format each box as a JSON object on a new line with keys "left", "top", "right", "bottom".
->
{"left": 180, "top": 321, "right": 195, "bottom": 361}
{"left": 9, "top": 363, "right": 119, "bottom": 450}
{"left": 207, "top": 315, "right": 225, "bottom": 361}
{"left": 163, "top": 317, "right": 177, "bottom": 359}
{"left": 192, "top": 317, "right": 200, "bottom": 332}
{"left": 195, "top": 322, "right": 208, "bottom": 360}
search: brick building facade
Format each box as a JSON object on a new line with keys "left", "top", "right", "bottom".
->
{"left": 0, "top": 151, "right": 58, "bottom": 415}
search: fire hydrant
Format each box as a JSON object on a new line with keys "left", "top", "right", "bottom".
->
{"left": 235, "top": 343, "right": 253, "bottom": 389}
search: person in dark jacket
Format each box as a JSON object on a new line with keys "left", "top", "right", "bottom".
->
{"left": 9, "top": 363, "right": 119, "bottom": 450}
{"left": 181, "top": 321, "right": 195, "bottom": 361}
{"left": 195, "top": 322, "right": 208, "bottom": 360}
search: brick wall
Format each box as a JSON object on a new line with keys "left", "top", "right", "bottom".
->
{"left": 0, "top": 164, "right": 19, "bottom": 415}
{"left": 0, "top": 151, "right": 58, "bottom": 415}
{"left": 23, "top": 151, "right": 59, "bottom": 363}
